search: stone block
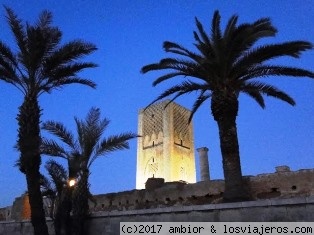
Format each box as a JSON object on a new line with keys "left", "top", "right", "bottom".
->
{"left": 306, "top": 195, "right": 314, "bottom": 203}
{"left": 218, "top": 208, "right": 242, "bottom": 222}
{"left": 285, "top": 205, "right": 309, "bottom": 221}
{"left": 270, "top": 197, "right": 306, "bottom": 206}
{"left": 215, "top": 201, "right": 243, "bottom": 209}
{"left": 241, "top": 199, "right": 271, "bottom": 208}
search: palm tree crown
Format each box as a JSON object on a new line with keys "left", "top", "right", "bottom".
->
{"left": 0, "top": 7, "right": 97, "bottom": 96}
{"left": 41, "top": 107, "right": 138, "bottom": 173}
{"left": 141, "top": 10, "right": 314, "bottom": 201}
{"left": 142, "top": 11, "right": 314, "bottom": 121}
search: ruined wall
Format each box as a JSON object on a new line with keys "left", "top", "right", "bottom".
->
{"left": 0, "top": 219, "right": 54, "bottom": 235}
{"left": 1, "top": 167, "right": 314, "bottom": 234}
{"left": 2, "top": 166, "right": 313, "bottom": 222}
{"left": 2, "top": 194, "right": 31, "bottom": 222}
{"left": 92, "top": 167, "right": 314, "bottom": 212}
{"left": 1, "top": 196, "right": 313, "bottom": 235}
{"left": 0, "top": 206, "right": 11, "bottom": 222}
{"left": 87, "top": 196, "right": 314, "bottom": 235}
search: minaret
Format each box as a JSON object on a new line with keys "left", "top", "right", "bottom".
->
{"left": 136, "top": 101, "right": 196, "bottom": 189}
{"left": 197, "top": 147, "right": 210, "bottom": 181}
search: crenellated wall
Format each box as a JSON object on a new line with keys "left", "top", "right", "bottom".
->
{"left": 1, "top": 166, "right": 314, "bottom": 223}
{"left": 1, "top": 196, "right": 314, "bottom": 235}
{"left": 91, "top": 166, "right": 314, "bottom": 213}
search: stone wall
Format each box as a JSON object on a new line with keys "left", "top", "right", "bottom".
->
{"left": 0, "top": 219, "right": 54, "bottom": 235}
{"left": 87, "top": 196, "right": 314, "bottom": 235}
{"left": 2, "top": 166, "right": 313, "bottom": 223}
{"left": 1, "top": 196, "right": 313, "bottom": 235}
{"left": 0, "top": 206, "right": 11, "bottom": 222}
{"left": 91, "top": 167, "right": 314, "bottom": 213}
{"left": 0, "top": 194, "right": 31, "bottom": 222}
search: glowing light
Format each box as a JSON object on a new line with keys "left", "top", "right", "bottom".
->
{"left": 68, "top": 179, "right": 76, "bottom": 187}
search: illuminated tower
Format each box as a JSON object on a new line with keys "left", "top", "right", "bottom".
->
{"left": 136, "top": 100, "right": 196, "bottom": 189}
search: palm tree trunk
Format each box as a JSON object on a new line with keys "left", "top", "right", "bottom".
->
{"left": 54, "top": 187, "right": 73, "bottom": 235}
{"left": 72, "top": 172, "right": 89, "bottom": 235}
{"left": 216, "top": 117, "right": 248, "bottom": 201}
{"left": 18, "top": 93, "right": 49, "bottom": 235}
{"left": 25, "top": 169, "right": 49, "bottom": 235}
{"left": 211, "top": 92, "right": 249, "bottom": 202}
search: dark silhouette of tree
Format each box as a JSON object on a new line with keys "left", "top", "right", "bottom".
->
{"left": 0, "top": 7, "right": 97, "bottom": 234}
{"left": 41, "top": 160, "right": 71, "bottom": 235}
{"left": 41, "top": 107, "right": 138, "bottom": 235}
{"left": 141, "top": 10, "right": 314, "bottom": 201}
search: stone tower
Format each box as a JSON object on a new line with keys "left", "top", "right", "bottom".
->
{"left": 136, "top": 100, "right": 196, "bottom": 189}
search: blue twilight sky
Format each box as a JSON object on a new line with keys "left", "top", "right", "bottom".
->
{"left": 0, "top": 1, "right": 313, "bottom": 207}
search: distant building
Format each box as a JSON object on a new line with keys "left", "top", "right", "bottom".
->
{"left": 136, "top": 101, "right": 196, "bottom": 189}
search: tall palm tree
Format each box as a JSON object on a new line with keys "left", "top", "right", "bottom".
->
{"left": 141, "top": 10, "right": 314, "bottom": 202}
{"left": 0, "top": 7, "right": 97, "bottom": 234}
{"left": 41, "top": 107, "right": 138, "bottom": 235}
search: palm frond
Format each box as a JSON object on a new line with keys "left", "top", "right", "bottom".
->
{"left": 189, "top": 91, "right": 211, "bottom": 122}
{"left": 45, "top": 159, "right": 68, "bottom": 195}
{"left": 163, "top": 41, "right": 203, "bottom": 63}
{"left": 251, "top": 17, "right": 277, "bottom": 36}
{"left": 81, "top": 108, "right": 110, "bottom": 158}
{"left": 211, "top": 10, "right": 222, "bottom": 43}
{"left": 235, "top": 18, "right": 276, "bottom": 53}
{"left": 42, "top": 77, "right": 96, "bottom": 94}
{"left": 223, "top": 14, "right": 238, "bottom": 40}
{"left": 44, "top": 41, "right": 97, "bottom": 71}
{"left": 74, "top": 117, "right": 85, "bottom": 153}
{"left": 0, "top": 41, "right": 17, "bottom": 65}
{"left": 36, "top": 10, "right": 53, "bottom": 29}
{"left": 90, "top": 133, "right": 138, "bottom": 167}
{"left": 4, "top": 6, "right": 27, "bottom": 57}
{"left": 241, "top": 89, "right": 265, "bottom": 108}
{"left": 239, "top": 65, "right": 314, "bottom": 81}
{"left": 227, "top": 18, "right": 276, "bottom": 65}
{"left": 0, "top": 49, "right": 25, "bottom": 91}
{"left": 142, "top": 57, "right": 205, "bottom": 87}
{"left": 194, "top": 17, "right": 211, "bottom": 45}
{"left": 40, "top": 174, "right": 55, "bottom": 197}
{"left": 25, "top": 25, "right": 50, "bottom": 74}
{"left": 153, "top": 72, "right": 189, "bottom": 86}
{"left": 145, "top": 81, "right": 209, "bottom": 109}
{"left": 85, "top": 107, "right": 101, "bottom": 127}
{"left": 41, "top": 137, "right": 69, "bottom": 159}
{"left": 234, "top": 41, "right": 313, "bottom": 70}
{"left": 243, "top": 81, "right": 295, "bottom": 106}
{"left": 42, "top": 121, "right": 76, "bottom": 150}
{"left": 46, "top": 62, "right": 97, "bottom": 79}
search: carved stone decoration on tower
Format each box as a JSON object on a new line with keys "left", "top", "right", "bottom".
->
{"left": 136, "top": 100, "right": 196, "bottom": 189}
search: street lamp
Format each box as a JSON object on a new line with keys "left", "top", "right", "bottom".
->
{"left": 68, "top": 178, "right": 76, "bottom": 187}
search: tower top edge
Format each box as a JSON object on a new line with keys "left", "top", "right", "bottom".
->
{"left": 196, "top": 147, "right": 209, "bottom": 152}
{"left": 139, "top": 100, "right": 192, "bottom": 113}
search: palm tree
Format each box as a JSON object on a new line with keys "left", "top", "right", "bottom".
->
{"left": 141, "top": 10, "right": 314, "bottom": 202}
{"left": 41, "top": 107, "right": 138, "bottom": 235}
{"left": 41, "top": 160, "right": 70, "bottom": 235}
{"left": 0, "top": 7, "right": 97, "bottom": 234}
